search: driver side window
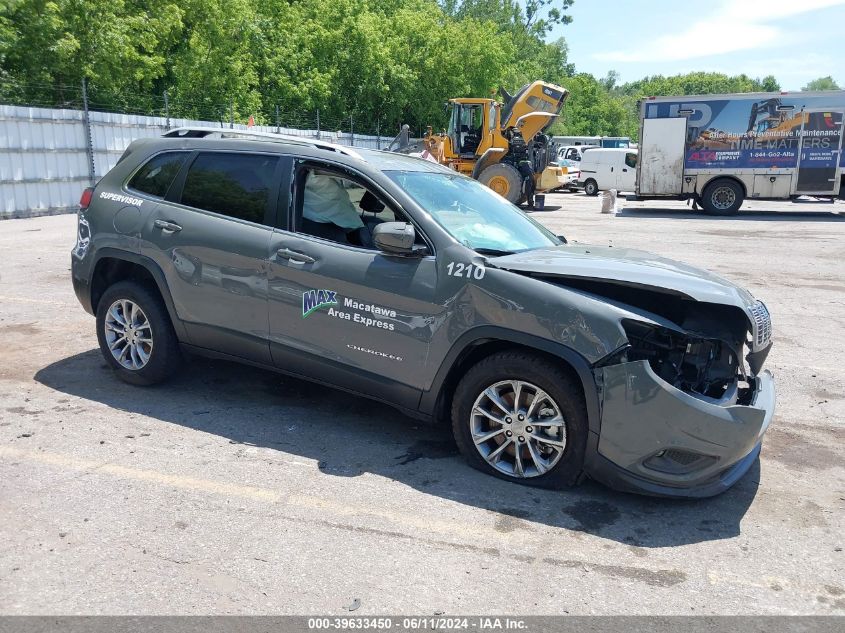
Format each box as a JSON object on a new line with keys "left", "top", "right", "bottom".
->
{"left": 294, "top": 166, "right": 414, "bottom": 250}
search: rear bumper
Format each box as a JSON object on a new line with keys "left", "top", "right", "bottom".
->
{"left": 586, "top": 360, "right": 775, "bottom": 498}
{"left": 71, "top": 254, "right": 94, "bottom": 315}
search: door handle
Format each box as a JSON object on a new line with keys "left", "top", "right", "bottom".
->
{"left": 622, "top": 168, "right": 628, "bottom": 172}
{"left": 276, "top": 247, "right": 316, "bottom": 264}
{"left": 154, "top": 219, "right": 182, "bottom": 233}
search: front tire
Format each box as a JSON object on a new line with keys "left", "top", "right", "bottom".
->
{"left": 451, "top": 351, "right": 588, "bottom": 489}
{"left": 701, "top": 178, "right": 744, "bottom": 215}
{"left": 95, "top": 281, "right": 181, "bottom": 386}
{"left": 583, "top": 179, "right": 599, "bottom": 196}
{"left": 478, "top": 163, "right": 522, "bottom": 204}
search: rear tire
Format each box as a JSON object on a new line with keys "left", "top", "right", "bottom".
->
{"left": 478, "top": 163, "right": 522, "bottom": 204}
{"left": 584, "top": 179, "right": 599, "bottom": 196}
{"left": 95, "top": 281, "right": 181, "bottom": 386}
{"left": 701, "top": 178, "right": 744, "bottom": 215}
{"left": 451, "top": 351, "right": 588, "bottom": 489}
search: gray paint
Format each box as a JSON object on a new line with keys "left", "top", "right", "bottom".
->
{"left": 490, "top": 244, "right": 757, "bottom": 309}
{"left": 71, "top": 134, "right": 777, "bottom": 497}
{"left": 598, "top": 361, "right": 775, "bottom": 488}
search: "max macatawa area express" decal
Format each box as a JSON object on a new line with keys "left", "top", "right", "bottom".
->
{"left": 302, "top": 289, "right": 397, "bottom": 331}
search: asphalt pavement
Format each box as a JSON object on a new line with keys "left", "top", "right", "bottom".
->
{"left": 0, "top": 194, "right": 843, "bottom": 614}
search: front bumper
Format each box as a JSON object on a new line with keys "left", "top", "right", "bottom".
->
{"left": 586, "top": 360, "right": 775, "bottom": 498}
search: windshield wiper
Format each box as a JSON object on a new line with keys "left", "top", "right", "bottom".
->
{"left": 474, "top": 248, "right": 515, "bottom": 257}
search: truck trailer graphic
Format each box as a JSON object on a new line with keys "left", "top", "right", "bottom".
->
{"left": 635, "top": 90, "right": 845, "bottom": 213}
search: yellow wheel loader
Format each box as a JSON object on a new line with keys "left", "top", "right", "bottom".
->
{"left": 400, "top": 81, "right": 570, "bottom": 204}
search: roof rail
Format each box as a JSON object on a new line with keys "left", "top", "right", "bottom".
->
{"left": 162, "top": 126, "right": 363, "bottom": 160}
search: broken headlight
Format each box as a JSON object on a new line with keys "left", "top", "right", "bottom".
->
{"left": 621, "top": 319, "right": 740, "bottom": 400}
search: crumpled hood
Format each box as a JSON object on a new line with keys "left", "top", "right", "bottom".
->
{"left": 489, "top": 244, "right": 757, "bottom": 309}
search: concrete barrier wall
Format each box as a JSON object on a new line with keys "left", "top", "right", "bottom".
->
{"left": 0, "top": 105, "right": 400, "bottom": 220}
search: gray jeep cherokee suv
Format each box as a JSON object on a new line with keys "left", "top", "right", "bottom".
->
{"left": 71, "top": 128, "right": 775, "bottom": 497}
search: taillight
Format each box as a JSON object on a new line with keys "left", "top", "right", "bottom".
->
{"left": 79, "top": 187, "right": 94, "bottom": 210}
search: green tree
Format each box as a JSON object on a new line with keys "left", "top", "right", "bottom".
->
{"left": 441, "top": 0, "right": 573, "bottom": 36}
{"left": 0, "top": 0, "right": 793, "bottom": 140}
{"left": 1, "top": 0, "right": 183, "bottom": 109}
{"left": 802, "top": 76, "right": 840, "bottom": 91}
{"left": 622, "top": 72, "right": 780, "bottom": 98}
{"left": 254, "top": 0, "right": 513, "bottom": 133}
{"left": 167, "top": 0, "right": 263, "bottom": 120}
{"left": 553, "top": 72, "right": 633, "bottom": 137}
{"left": 760, "top": 75, "right": 780, "bottom": 92}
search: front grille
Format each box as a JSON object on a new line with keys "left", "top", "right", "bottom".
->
{"left": 750, "top": 301, "right": 772, "bottom": 347}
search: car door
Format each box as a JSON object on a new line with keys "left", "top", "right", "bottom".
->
{"left": 619, "top": 152, "right": 638, "bottom": 192}
{"left": 266, "top": 159, "right": 442, "bottom": 409}
{"left": 597, "top": 154, "right": 614, "bottom": 190}
{"left": 141, "top": 150, "right": 284, "bottom": 363}
{"left": 579, "top": 155, "right": 599, "bottom": 186}
{"left": 606, "top": 152, "right": 628, "bottom": 191}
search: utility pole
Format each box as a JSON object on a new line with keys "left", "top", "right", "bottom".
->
{"left": 376, "top": 119, "right": 380, "bottom": 150}
{"left": 163, "top": 90, "right": 170, "bottom": 129}
{"left": 81, "top": 78, "right": 96, "bottom": 186}
{"left": 275, "top": 105, "right": 280, "bottom": 134}
{"left": 316, "top": 109, "right": 320, "bottom": 139}
{"left": 350, "top": 115, "right": 354, "bottom": 146}
{"left": 229, "top": 100, "right": 234, "bottom": 129}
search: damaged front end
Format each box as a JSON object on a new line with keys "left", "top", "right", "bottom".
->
{"left": 619, "top": 314, "right": 756, "bottom": 406}
{"left": 486, "top": 244, "right": 777, "bottom": 496}
{"left": 590, "top": 297, "right": 775, "bottom": 497}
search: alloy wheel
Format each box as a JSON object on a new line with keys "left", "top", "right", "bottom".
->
{"left": 469, "top": 380, "right": 567, "bottom": 478}
{"left": 104, "top": 299, "right": 153, "bottom": 370}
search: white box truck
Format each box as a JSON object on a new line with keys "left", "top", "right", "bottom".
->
{"left": 631, "top": 91, "right": 845, "bottom": 214}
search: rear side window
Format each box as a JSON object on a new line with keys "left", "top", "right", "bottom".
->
{"left": 180, "top": 152, "right": 279, "bottom": 224}
{"left": 128, "top": 151, "right": 190, "bottom": 198}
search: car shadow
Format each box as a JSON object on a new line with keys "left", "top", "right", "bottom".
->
{"left": 519, "top": 204, "right": 563, "bottom": 213}
{"left": 616, "top": 206, "right": 845, "bottom": 221}
{"left": 35, "top": 350, "right": 761, "bottom": 549}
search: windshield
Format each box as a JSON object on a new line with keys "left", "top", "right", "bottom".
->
{"left": 385, "top": 171, "right": 561, "bottom": 253}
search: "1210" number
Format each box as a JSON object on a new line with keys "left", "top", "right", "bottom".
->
{"left": 447, "top": 262, "right": 485, "bottom": 280}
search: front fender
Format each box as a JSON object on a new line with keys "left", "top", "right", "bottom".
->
{"left": 419, "top": 326, "right": 601, "bottom": 435}
{"left": 471, "top": 148, "right": 506, "bottom": 180}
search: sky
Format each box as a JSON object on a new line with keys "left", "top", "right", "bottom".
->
{"left": 548, "top": 0, "right": 845, "bottom": 90}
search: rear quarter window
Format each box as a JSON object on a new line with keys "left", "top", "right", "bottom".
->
{"left": 180, "top": 152, "right": 279, "bottom": 225}
{"left": 127, "top": 151, "right": 190, "bottom": 198}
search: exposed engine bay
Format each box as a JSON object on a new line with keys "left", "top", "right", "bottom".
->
{"left": 620, "top": 318, "right": 746, "bottom": 402}
{"left": 549, "top": 277, "right": 762, "bottom": 404}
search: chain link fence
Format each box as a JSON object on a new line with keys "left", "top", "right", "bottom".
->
{"left": 0, "top": 77, "right": 428, "bottom": 138}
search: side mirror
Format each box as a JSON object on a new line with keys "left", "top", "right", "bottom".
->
{"left": 373, "top": 222, "right": 425, "bottom": 256}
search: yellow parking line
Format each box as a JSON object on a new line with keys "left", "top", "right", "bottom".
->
{"left": 0, "top": 445, "right": 498, "bottom": 541}
{"left": 0, "top": 295, "right": 69, "bottom": 306}
{"left": 0, "top": 445, "right": 281, "bottom": 501}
